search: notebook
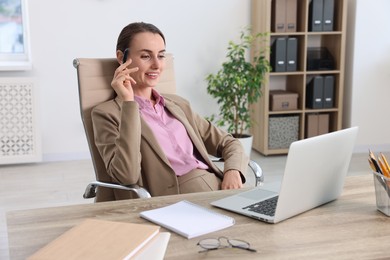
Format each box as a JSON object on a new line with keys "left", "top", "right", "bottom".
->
{"left": 134, "top": 232, "right": 171, "bottom": 260}
{"left": 28, "top": 219, "right": 160, "bottom": 260}
{"left": 211, "top": 127, "right": 358, "bottom": 224}
{"left": 140, "top": 200, "right": 234, "bottom": 239}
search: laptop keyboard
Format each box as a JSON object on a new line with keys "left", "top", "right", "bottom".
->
{"left": 243, "top": 196, "right": 279, "bottom": 216}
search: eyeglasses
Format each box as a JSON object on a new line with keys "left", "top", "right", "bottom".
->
{"left": 197, "top": 236, "right": 257, "bottom": 253}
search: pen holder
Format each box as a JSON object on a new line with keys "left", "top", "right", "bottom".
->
{"left": 372, "top": 171, "right": 390, "bottom": 216}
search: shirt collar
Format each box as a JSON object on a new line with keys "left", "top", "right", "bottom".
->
{"left": 134, "top": 89, "right": 165, "bottom": 110}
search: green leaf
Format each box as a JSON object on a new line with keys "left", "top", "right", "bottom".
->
{"left": 205, "top": 28, "right": 271, "bottom": 136}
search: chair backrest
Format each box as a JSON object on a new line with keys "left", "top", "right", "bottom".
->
{"left": 74, "top": 54, "right": 176, "bottom": 202}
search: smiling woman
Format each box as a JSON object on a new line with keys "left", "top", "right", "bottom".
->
{"left": 90, "top": 22, "right": 250, "bottom": 200}
{"left": 0, "top": 0, "right": 31, "bottom": 70}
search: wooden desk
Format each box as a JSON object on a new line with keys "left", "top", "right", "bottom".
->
{"left": 7, "top": 175, "right": 390, "bottom": 259}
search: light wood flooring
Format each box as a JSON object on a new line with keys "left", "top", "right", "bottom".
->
{"left": 0, "top": 151, "right": 370, "bottom": 260}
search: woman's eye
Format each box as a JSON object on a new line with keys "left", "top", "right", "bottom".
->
{"left": 158, "top": 54, "right": 166, "bottom": 60}
{"left": 141, "top": 55, "right": 151, "bottom": 60}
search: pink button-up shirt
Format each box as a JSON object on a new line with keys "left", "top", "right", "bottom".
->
{"left": 134, "top": 90, "right": 209, "bottom": 176}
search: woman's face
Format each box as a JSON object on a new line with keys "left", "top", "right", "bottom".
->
{"left": 127, "top": 32, "right": 166, "bottom": 91}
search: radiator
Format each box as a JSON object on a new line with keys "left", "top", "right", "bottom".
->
{"left": 0, "top": 78, "right": 41, "bottom": 164}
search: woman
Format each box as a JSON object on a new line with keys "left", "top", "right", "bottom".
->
{"left": 92, "top": 22, "right": 248, "bottom": 197}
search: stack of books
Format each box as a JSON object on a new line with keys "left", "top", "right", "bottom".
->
{"left": 28, "top": 218, "right": 170, "bottom": 260}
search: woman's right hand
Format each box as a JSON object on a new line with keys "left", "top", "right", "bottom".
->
{"left": 111, "top": 59, "right": 139, "bottom": 101}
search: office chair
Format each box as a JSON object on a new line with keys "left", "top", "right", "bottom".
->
{"left": 73, "top": 54, "right": 264, "bottom": 202}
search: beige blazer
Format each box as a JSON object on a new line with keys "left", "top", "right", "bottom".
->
{"left": 92, "top": 94, "right": 248, "bottom": 197}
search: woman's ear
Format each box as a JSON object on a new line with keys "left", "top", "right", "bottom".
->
{"left": 116, "top": 50, "right": 124, "bottom": 64}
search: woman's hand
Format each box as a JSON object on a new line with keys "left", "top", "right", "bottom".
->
{"left": 221, "top": 170, "right": 243, "bottom": 190}
{"left": 111, "top": 59, "right": 139, "bottom": 101}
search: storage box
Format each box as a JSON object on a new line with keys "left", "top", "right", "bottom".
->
{"left": 269, "top": 90, "right": 298, "bottom": 111}
{"left": 268, "top": 115, "right": 299, "bottom": 149}
{"left": 307, "top": 47, "right": 335, "bottom": 71}
{"left": 305, "top": 113, "right": 329, "bottom": 138}
{"left": 372, "top": 171, "right": 390, "bottom": 217}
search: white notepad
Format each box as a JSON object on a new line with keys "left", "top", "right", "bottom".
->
{"left": 140, "top": 200, "right": 235, "bottom": 239}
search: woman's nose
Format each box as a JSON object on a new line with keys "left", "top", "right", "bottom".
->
{"left": 150, "top": 56, "right": 162, "bottom": 69}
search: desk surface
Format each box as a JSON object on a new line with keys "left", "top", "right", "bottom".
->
{"left": 7, "top": 175, "right": 390, "bottom": 259}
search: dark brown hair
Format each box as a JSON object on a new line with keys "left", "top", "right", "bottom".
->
{"left": 116, "top": 22, "right": 166, "bottom": 52}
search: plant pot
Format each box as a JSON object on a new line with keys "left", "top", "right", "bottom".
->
{"left": 235, "top": 134, "right": 253, "bottom": 157}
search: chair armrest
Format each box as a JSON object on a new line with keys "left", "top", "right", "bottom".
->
{"left": 83, "top": 181, "right": 152, "bottom": 199}
{"left": 211, "top": 158, "right": 264, "bottom": 187}
{"left": 248, "top": 160, "right": 264, "bottom": 187}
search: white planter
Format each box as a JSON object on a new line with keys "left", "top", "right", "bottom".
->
{"left": 237, "top": 135, "right": 253, "bottom": 157}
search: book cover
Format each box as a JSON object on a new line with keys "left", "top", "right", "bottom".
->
{"left": 140, "top": 200, "right": 235, "bottom": 239}
{"left": 133, "top": 232, "right": 171, "bottom": 260}
{"left": 28, "top": 218, "right": 160, "bottom": 260}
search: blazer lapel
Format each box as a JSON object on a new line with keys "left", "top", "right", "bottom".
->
{"left": 140, "top": 119, "right": 172, "bottom": 167}
{"left": 164, "top": 100, "right": 210, "bottom": 163}
{"left": 117, "top": 97, "right": 217, "bottom": 173}
{"left": 116, "top": 97, "right": 171, "bottom": 167}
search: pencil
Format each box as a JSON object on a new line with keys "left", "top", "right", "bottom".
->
{"left": 369, "top": 149, "right": 376, "bottom": 161}
{"left": 378, "top": 157, "right": 390, "bottom": 178}
{"left": 380, "top": 153, "right": 390, "bottom": 172}
{"left": 368, "top": 150, "right": 382, "bottom": 174}
{"left": 368, "top": 158, "right": 377, "bottom": 172}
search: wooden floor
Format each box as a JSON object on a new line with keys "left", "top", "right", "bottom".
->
{"left": 0, "top": 151, "right": 370, "bottom": 260}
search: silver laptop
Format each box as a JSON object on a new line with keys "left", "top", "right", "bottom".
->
{"left": 211, "top": 127, "right": 359, "bottom": 224}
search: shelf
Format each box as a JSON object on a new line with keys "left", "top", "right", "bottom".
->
{"left": 270, "top": 32, "right": 306, "bottom": 36}
{"left": 270, "top": 71, "right": 305, "bottom": 76}
{"left": 250, "top": 0, "right": 347, "bottom": 156}
{"left": 269, "top": 110, "right": 302, "bottom": 115}
{"left": 306, "top": 70, "right": 340, "bottom": 75}
{"left": 307, "top": 31, "right": 343, "bottom": 35}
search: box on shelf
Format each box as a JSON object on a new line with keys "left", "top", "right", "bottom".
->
{"left": 269, "top": 90, "right": 299, "bottom": 111}
{"left": 307, "top": 47, "right": 334, "bottom": 71}
{"left": 268, "top": 115, "right": 299, "bottom": 149}
{"left": 305, "top": 113, "right": 329, "bottom": 138}
{"left": 306, "top": 75, "right": 335, "bottom": 109}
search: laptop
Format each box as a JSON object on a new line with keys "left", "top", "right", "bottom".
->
{"left": 211, "top": 126, "right": 359, "bottom": 224}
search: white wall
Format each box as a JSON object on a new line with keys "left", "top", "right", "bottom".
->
{"left": 1, "top": 0, "right": 389, "bottom": 162}
{"left": 0, "top": 0, "right": 251, "bottom": 161}
{"left": 344, "top": 0, "right": 390, "bottom": 153}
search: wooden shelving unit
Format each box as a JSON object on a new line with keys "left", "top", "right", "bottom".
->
{"left": 250, "top": 0, "right": 347, "bottom": 155}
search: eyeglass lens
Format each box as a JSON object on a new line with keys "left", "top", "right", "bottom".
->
{"left": 198, "top": 237, "right": 256, "bottom": 252}
{"left": 228, "top": 239, "right": 250, "bottom": 249}
{"left": 198, "top": 238, "right": 220, "bottom": 249}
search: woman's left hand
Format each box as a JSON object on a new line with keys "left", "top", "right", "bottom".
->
{"left": 221, "top": 170, "right": 243, "bottom": 189}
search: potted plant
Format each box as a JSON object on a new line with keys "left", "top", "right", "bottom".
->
{"left": 206, "top": 29, "right": 271, "bottom": 153}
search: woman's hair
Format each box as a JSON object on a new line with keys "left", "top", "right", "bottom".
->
{"left": 116, "top": 22, "right": 166, "bottom": 52}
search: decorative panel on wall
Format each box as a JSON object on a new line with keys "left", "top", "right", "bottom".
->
{"left": 0, "top": 78, "right": 41, "bottom": 164}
